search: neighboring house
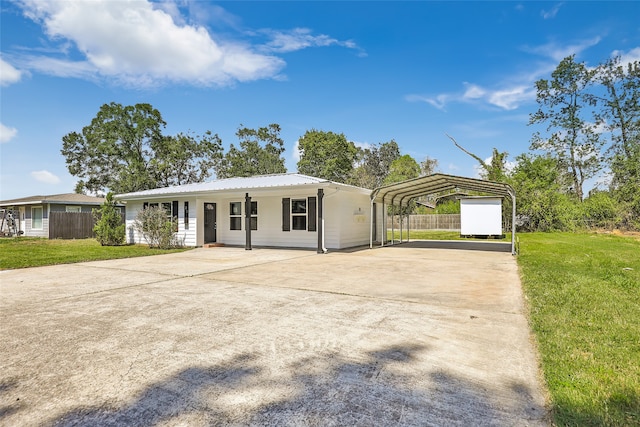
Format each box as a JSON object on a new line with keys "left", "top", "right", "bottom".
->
{"left": 116, "top": 173, "right": 381, "bottom": 252}
{"left": 0, "top": 193, "right": 120, "bottom": 238}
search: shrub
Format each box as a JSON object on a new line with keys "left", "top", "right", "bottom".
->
{"left": 133, "top": 205, "right": 183, "bottom": 249}
{"left": 581, "top": 191, "right": 620, "bottom": 229}
{"left": 93, "top": 193, "right": 125, "bottom": 246}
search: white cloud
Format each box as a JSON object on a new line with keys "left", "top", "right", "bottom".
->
{"left": 0, "top": 123, "right": 18, "bottom": 143}
{"left": 541, "top": 3, "right": 564, "bottom": 20}
{"left": 31, "top": 170, "right": 61, "bottom": 184}
{"left": 15, "top": 0, "right": 285, "bottom": 87}
{"left": 462, "top": 83, "right": 486, "bottom": 100}
{"left": 612, "top": 47, "right": 640, "bottom": 66}
{"left": 525, "top": 37, "right": 602, "bottom": 62}
{"left": 262, "top": 28, "right": 365, "bottom": 56}
{"left": 409, "top": 83, "right": 536, "bottom": 111}
{"left": 0, "top": 58, "right": 22, "bottom": 86}
{"left": 352, "top": 141, "right": 372, "bottom": 151}
{"left": 409, "top": 37, "right": 603, "bottom": 111}
{"left": 447, "top": 163, "right": 459, "bottom": 171}
{"left": 487, "top": 85, "right": 537, "bottom": 110}
{"left": 291, "top": 139, "right": 301, "bottom": 162}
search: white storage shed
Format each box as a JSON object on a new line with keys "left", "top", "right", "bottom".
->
{"left": 460, "top": 197, "right": 504, "bottom": 237}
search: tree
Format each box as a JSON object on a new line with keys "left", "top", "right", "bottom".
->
{"left": 296, "top": 129, "right": 357, "bottom": 182}
{"left": 93, "top": 192, "right": 125, "bottom": 246}
{"left": 152, "top": 131, "right": 223, "bottom": 187}
{"left": 509, "top": 153, "right": 579, "bottom": 231}
{"left": 383, "top": 154, "right": 421, "bottom": 215}
{"left": 447, "top": 134, "right": 508, "bottom": 182}
{"left": 529, "top": 55, "right": 604, "bottom": 200}
{"left": 594, "top": 57, "right": 640, "bottom": 226}
{"left": 62, "top": 102, "right": 165, "bottom": 194}
{"left": 348, "top": 140, "right": 400, "bottom": 189}
{"left": 383, "top": 155, "right": 420, "bottom": 184}
{"left": 217, "top": 124, "right": 286, "bottom": 178}
{"left": 61, "top": 102, "right": 223, "bottom": 195}
{"left": 420, "top": 156, "right": 439, "bottom": 176}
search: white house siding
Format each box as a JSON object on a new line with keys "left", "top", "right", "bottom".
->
{"left": 117, "top": 175, "right": 376, "bottom": 250}
{"left": 323, "top": 189, "right": 372, "bottom": 249}
{"left": 124, "top": 199, "right": 197, "bottom": 247}
{"left": 212, "top": 189, "right": 319, "bottom": 249}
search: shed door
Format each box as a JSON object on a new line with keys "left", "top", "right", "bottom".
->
{"left": 204, "top": 203, "right": 216, "bottom": 243}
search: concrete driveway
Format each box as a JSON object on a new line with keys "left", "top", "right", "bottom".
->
{"left": 1, "top": 245, "right": 548, "bottom": 426}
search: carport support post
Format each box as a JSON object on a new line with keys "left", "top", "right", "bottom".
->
{"left": 381, "top": 202, "right": 385, "bottom": 247}
{"left": 511, "top": 191, "right": 517, "bottom": 255}
{"left": 317, "top": 188, "right": 324, "bottom": 254}
{"left": 245, "top": 193, "right": 252, "bottom": 250}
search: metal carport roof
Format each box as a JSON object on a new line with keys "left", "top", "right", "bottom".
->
{"left": 369, "top": 173, "right": 517, "bottom": 254}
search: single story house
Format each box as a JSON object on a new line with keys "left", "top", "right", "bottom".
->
{"left": 116, "top": 173, "right": 381, "bottom": 252}
{"left": 0, "top": 193, "right": 118, "bottom": 238}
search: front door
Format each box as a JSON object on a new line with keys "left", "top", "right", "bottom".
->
{"left": 204, "top": 202, "right": 216, "bottom": 243}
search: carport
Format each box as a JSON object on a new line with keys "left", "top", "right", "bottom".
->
{"left": 369, "top": 173, "right": 517, "bottom": 255}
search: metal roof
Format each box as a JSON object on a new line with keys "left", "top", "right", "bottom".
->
{"left": 115, "top": 173, "right": 361, "bottom": 200}
{"left": 371, "top": 173, "right": 514, "bottom": 206}
{"left": 370, "top": 173, "right": 517, "bottom": 255}
{"left": 0, "top": 193, "right": 107, "bottom": 206}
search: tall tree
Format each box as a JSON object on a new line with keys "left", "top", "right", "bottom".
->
{"left": 217, "top": 124, "right": 286, "bottom": 178}
{"left": 348, "top": 140, "right": 400, "bottom": 189}
{"left": 509, "top": 153, "right": 577, "bottom": 231}
{"left": 296, "top": 129, "right": 357, "bottom": 182}
{"left": 447, "top": 134, "right": 508, "bottom": 181}
{"left": 420, "top": 156, "right": 440, "bottom": 176}
{"left": 594, "top": 57, "right": 640, "bottom": 224}
{"left": 152, "top": 131, "right": 223, "bottom": 187}
{"left": 529, "top": 55, "right": 604, "bottom": 200}
{"left": 383, "top": 154, "right": 420, "bottom": 184}
{"left": 62, "top": 102, "right": 165, "bottom": 194}
{"left": 383, "top": 154, "right": 421, "bottom": 215}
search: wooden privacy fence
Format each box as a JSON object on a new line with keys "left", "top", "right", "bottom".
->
{"left": 387, "top": 214, "right": 461, "bottom": 230}
{"left": 49, "top": 212, "right": 125, "bottom": 239}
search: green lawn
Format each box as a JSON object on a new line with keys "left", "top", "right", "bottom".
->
{"left": 387, "top": 230, "right": 511, "bottom": 241}
{"left": 517, "top": 232, "right": 640, "bottom": 426}
{"left": 0, "top": 237, "right": 189, "bottom": 269}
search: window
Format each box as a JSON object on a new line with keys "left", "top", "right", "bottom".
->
{"left": 291, "top": 199, "right": 307, "bottom": 230}
{"left": 161, "top": 201, "right": 179, "bottom": 232}
{"left": 230, "top": 202, "right": 242, "bottom": 230}
{"left": 184, "top": 202, "right": 189, "bottom": 230}
{"left": 32, "top": 207, "right": 43, "bottom": 229}
{"left": 250, "top": 201, "right": 258, "bottom": 230}
{"left": 282, "top": 197, "right": 316, "bottom": 232}
{"left": 66, "top": 206, "right": 81, "bottom": 213}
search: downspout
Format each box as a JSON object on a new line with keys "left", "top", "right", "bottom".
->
{"left": 245, "top": 193, "right": 252, "bottom": 250}
{"left": 317, "top": 188, "right": 325, "bottom": 254}
{"left": 319, "top": 186, "right": 339, "bottom": 253}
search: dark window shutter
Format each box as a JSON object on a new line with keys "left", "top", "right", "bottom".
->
{"left": 308, "top": 196, "right": 317, "bottom": 232}
{"left": 172, "top": 201, "right": 178, "bottom": 218}
{"left": 282, "top": 198, "right": 290, "bottom": 231}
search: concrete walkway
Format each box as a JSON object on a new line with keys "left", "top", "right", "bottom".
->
{"left": 0, "top": 246, "right": 548, "bottom": 426}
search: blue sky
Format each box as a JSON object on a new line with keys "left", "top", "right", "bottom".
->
{"left": 1, "top": 1, "right": 639, "bottom": 200}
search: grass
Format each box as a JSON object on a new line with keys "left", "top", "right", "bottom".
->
{"left": 517, "top": 232, "right": 640, "bottom": 426}
{"left": 0, "top": 237, "right": 189, "bottom": 269}
{"left": 387, "top": 229, "right": 511, "bottom": 241}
